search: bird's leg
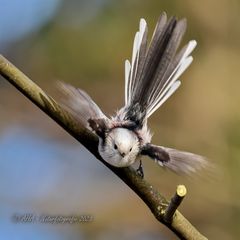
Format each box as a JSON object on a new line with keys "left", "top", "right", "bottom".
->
{"left": 136, "top": 159, "right": 144, "bottom": 179}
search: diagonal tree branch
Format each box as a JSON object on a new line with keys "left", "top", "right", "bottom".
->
{"left": 0, "top": 55, "right": 207, "bottom": 240}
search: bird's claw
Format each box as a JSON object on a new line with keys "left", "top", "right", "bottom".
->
{"left": 136, "top": 160, "right": 144, "bottom": 179}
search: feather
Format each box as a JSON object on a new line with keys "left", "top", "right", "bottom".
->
{"left": 125, "top": 18, "right": 148, "bottom": 105}
{"left": 124, "top": 60, "right": 131, "bottom": 105}
{"left": 160, "top": 146, "right": 208, "bottom": 174}
{"left": 58, "top": 82, "right": 107, "bottom": 128}
{"left": 123, "top": 13, "right": 197, "bottom": 124}
{"left": 147, "top": 80, "right": 181, "bottom": 116}
{"left": 141, "top": 144, "right": 207, "bottom": 174}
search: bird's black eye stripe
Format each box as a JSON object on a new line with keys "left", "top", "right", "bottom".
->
{"left": 129, "top": 147, "right": 132, "bottom": 152}
{"left": 114, "top": 144, "right": 118, "bottom": 150}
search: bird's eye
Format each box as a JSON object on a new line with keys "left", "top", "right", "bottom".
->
{"left": 129, "top": 147, "right": 132, "bottom": 152}
{"left": 114, "top": 144, "right": 118, "bottom": 150}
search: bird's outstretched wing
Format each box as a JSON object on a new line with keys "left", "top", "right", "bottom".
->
{"left": 58, "top": 82, "right": 107, "bottom": 129}
{"left": 141, "top": 144, "right": 207, "bottom": 174}
{"left": 123, "top": 12, "right": 197, "bottom": 124}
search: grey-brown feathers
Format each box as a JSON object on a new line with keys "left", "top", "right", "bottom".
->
{"left": 122, "top": 12, "right": 197, "bottom": 125}
{"left": 58, "top": 82, "right": 106, "bottom": 128}
{"left": 141, "top": 144, "right": 207, "bottom": 174}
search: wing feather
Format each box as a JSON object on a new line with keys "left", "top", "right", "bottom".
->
{"left": 58, "top": 82, "right": 107, "bottom": 128}
{"left": 141, "top": 143, "right": 207, "bottom": 174}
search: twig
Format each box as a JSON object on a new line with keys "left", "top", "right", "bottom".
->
{"left": 164, "top": 185, "right": 187, "bottom": 223}
{"left": 0, "top": 55, "right": 207, "bottom": 240}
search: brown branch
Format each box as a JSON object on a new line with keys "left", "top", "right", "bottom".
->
{"left": 164, "top": 185, "right": 187, "bottom": 223}
{"left": 0, "top": 55, "right": 207, "bottom": 240}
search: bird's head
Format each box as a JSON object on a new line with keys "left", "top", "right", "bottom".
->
{"left": 102, "top": 128, "right": 139, "bottom": 167}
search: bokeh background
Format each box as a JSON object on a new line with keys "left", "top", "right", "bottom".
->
{"left": 0, "top": 0, "right": 240, "bottom": 239}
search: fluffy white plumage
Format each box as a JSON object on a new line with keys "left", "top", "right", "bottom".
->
{"left": 99, "top": 128, "right": 139, "bottom": 167}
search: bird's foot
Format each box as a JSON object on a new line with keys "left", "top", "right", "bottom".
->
{"left": 136, "top": 160, "right": 144, "bottom": 179}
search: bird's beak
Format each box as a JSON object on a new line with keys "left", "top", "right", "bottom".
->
{"left": 120, "top": 152, "right": 126, "bottom": 157}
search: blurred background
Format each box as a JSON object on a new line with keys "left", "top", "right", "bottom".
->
{"left": 0, "top": 0, "right": 239, "bottom": 239}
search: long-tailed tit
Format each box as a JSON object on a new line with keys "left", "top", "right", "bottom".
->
{"left": 60, "top": 12, "right": 207, "bottom": 176}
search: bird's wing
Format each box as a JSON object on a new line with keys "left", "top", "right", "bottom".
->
{"left": 58, "top": 82, "right": 108, "bottom": 129}
{"left": 141, "top": 143, "right": 207, "bottom": 174}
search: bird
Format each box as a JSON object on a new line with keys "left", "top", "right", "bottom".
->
{"left": 59, "top": 12, "right": 207, "bottom": 177}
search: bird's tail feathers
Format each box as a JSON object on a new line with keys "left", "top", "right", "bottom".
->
{"left": 124, "top": 13, "right": 197, "bottom": 120}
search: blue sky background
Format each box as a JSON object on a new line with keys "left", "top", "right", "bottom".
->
{"left": 0, "top": 0, "right": 61, "bottom": 46}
